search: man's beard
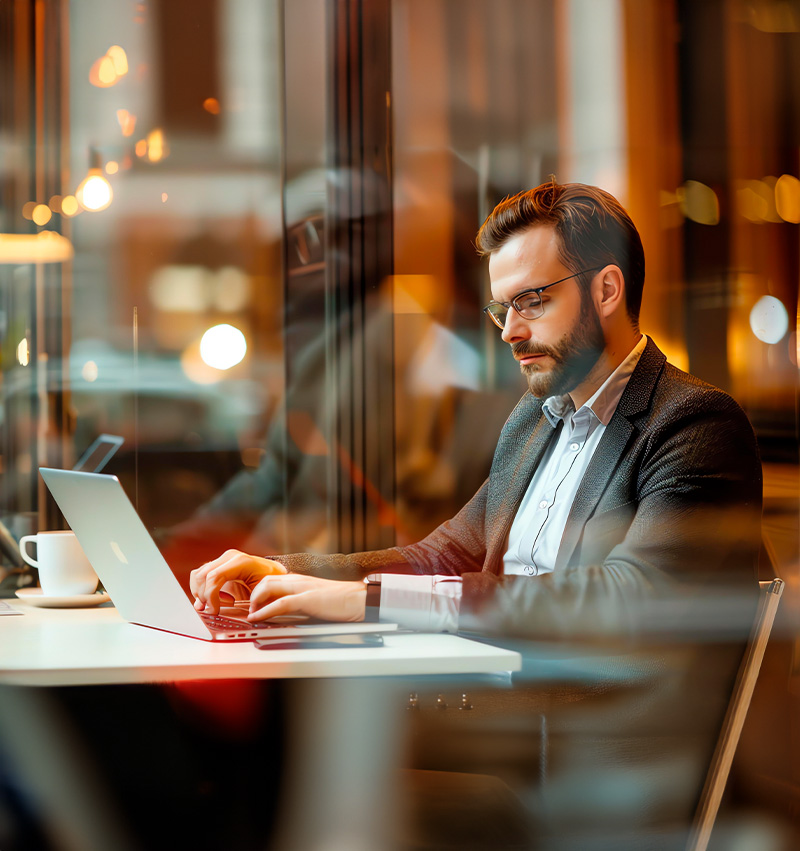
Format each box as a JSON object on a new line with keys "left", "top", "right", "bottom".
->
{"left": 512, "top": 298, "right": 605, "bottom": 398}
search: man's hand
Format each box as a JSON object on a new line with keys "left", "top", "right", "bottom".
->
{"left": 247, "top": 574, "right": 367, "bottom": 623}
{"left": 190, "top": 549, "right": 287, "bottom": 614}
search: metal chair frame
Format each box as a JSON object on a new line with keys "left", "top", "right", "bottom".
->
{"left": 686, "top": 577, "right": 784, "bottom": 851}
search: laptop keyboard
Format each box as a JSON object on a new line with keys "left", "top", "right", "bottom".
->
{"left": 199, "top": 611, "right": 318, "bottom": 633}
{"left": 200, "top": 612, "right": 254, "bottom": 630}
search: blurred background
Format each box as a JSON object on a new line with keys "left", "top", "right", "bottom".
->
{"left": 1, "top": 0, "right": 799, "bottom": 846}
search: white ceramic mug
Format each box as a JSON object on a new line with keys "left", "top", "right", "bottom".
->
{"left": 19, "top": 531, "right": 99, "bottom": 596}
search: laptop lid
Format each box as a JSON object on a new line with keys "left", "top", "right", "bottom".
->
{"left": 40, "top": 467, "right": 211, "bottom": 639}
{"left": 73, "top": 434, "right": 124, "bottom": 473}
{"left": 38, "top": 468, "right": 398, "bottom": 642}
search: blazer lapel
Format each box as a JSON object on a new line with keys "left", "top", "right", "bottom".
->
{"left": 554, "top": 413, "right": 634, "bottom": 571}
{"left": 554, "top": 338, "right": 667, "bottom": 571}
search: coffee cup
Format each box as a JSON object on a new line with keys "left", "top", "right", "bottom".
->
{"left": 19, "top": 531, "right": 99, "bottom": 596}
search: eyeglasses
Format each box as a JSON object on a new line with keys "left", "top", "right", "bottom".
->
{"left": 482, "top": 267, "right": 600, "bottom": 329}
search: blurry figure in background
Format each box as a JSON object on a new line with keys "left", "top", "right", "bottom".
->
{"left": 162, "top": 212, "right": 502, "bottom": 576}
{"left": 191, "top": 181, "right": 763, "bottom": 849}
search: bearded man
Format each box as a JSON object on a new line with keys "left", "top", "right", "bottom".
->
{"left": 190, "top": 181, "right": 762, "bottom": 638}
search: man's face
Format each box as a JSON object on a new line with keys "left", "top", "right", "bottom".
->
{"left": 488, "top": 225, "right": 606, "bottom": 398}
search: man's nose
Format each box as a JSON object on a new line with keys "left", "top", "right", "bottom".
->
{"left": 501, "top": 308, "right": 530, "bottom": 344}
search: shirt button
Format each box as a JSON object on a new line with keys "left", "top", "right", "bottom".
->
{"left": 570, "top": 442, "right": 580, "bottom": 451}
{"left": 538, "top": 500, "right": 548, "bottom": 509}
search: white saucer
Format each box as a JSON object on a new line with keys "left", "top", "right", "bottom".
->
{"left": 14, "top": 588, "right": 112, "bottom": 608}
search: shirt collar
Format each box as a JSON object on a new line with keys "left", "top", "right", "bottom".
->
{"left": 542, "top": 335, "right": 647, "bottom": 427}
{"left": 542, "top": 393, "right": 574, "bottom": 427}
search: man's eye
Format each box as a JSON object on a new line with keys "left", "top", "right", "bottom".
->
{"left": 517, "top": 294, "right": 541, "bottom": 310}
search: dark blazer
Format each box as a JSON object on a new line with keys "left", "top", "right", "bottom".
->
{"left": 283, "top": 338, "right": 762, "bottom": 640}
{"left": 283, "top": 337, "right": 763, "bottom": 847}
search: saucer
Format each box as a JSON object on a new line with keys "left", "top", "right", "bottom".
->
{"left": 14, "top": 588, "right": 111, "bottom": 609}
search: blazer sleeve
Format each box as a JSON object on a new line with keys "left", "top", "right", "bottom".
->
{"left": 276, "top": 477, "right": 491, "bottom": 580}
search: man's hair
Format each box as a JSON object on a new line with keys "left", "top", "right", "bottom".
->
{"left": 476, "top": 181, "right": 645, "bottom": 325}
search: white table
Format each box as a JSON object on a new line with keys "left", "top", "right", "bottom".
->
{"left": 0, "top": 598, "right": 521, "bottom": 851}
{"left": 0, "top": 597, "right": 520, "bottom": 685}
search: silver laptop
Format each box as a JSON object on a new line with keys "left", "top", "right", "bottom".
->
{"left": 73, "top": 433, "right": 124, "bottom": 473}
{"left": 39, "top": 467, "right": 397, "bottom": 642}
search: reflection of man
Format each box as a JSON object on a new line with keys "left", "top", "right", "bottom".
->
{"left": 190, "top": 182, "right": 761, "bottom": 637}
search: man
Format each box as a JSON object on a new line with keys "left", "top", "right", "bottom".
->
{"left": 190, "top": 181, "right": 762, "bottom": 640}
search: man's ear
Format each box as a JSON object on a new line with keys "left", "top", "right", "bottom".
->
{"left": 593, "top": 265, "right": 626, "bottom": 319}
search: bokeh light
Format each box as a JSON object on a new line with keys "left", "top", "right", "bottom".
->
{"left": 775, "top": 174, "right": 800, "bottom": 223}
{"left": 749, "top": 295, "right": 789, "bottom": 344}
{"left": 16, "top": 338, "right": 29, "bottom": 366}
{"left": 81, "top": 360, "right": 99, "bottom": 382}
{"left": 147, "top": 129, "right": 165, "bottom": 162}
{"left": 31, "top": 204, "right": 52, "bottom": 226}
{"left": 199, "top": 324, "right": 247, "bottom": 370}
{"left": 117, "top": 109, "right": 137, "bottom": 137}
{"left": 106, "top": 45, "right": 128, "bottom": 76}
{"left": 61, "top": 195, "right": 79, "bottom": 217}
{"left": 76, "top": 172, "right": 113, "bottom": 212}
{"left": 679, "top": 180, "right": 720, "bottom": 225}
{"left": 89, "top": 46, "right": 128, "bottom": 87}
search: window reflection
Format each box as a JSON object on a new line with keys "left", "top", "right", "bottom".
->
{"left": 0, "top": 0, "right": 798, "bottom": 848}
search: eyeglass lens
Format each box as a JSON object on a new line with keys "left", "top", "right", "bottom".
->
{"left": 486, "top": 290, "right": 543, "bottom": 327}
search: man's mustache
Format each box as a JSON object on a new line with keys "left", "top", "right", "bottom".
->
{"left": 512, "top": 341, "right": 561, "bottom": 362}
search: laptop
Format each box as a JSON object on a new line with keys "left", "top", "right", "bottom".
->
{"left": 39, "top": 467, "right": 397, "bottom": 642}
{"left": 73, "top": 433, "right": 125, "bottom": 473}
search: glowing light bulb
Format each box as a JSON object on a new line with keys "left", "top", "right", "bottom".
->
{"left": 199, "top": 324, "right": 247, "bottom": 370}
{"left": 76, "top": 170, "right": 113, "bottom": 212}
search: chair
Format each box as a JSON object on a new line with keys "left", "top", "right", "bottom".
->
{"left": 686, "top": 578, "right": 784, "bottom": 851}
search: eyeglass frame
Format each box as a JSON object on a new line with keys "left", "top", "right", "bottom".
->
{"left": 482, "top": 266, "right": 602, "bottom": 329}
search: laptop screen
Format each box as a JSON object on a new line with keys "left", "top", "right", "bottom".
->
{"left": 72, "top": 434, "right": 124, "bottom": 473}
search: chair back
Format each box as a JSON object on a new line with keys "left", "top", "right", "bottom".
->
{"left": 687, "top": 578, "right": 784, "bottom": 851}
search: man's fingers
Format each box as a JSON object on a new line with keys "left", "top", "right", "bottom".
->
{"left": 191, "top": 552, "right": 289, "bottom": 614}
{"left": 248, "top": 575, "right": 297, "bottom": 611}
{"left": 201, "top": 553, "right": 248, "bottom": 611}
{"left": 193, "top": 551, "right": 249, "bottom": 612}
{"left": 247, "top": 592, "right": 312, "bottom": 622}
{"left": 190, "top": 549, "right": 242, "bottom": 603}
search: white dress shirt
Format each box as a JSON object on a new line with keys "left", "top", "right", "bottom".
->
{"left": 502, "top": 334, "right": 647, "bottom": 575}
{"left": 379, "top": 336, "right": 648, "bottom": 631}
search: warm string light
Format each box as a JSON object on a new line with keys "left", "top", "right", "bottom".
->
{"left": 73, "top": 148, "right": 114, "bottom": 212}
{"left": 76, "top": 169, "right": 113, "bottom": 212}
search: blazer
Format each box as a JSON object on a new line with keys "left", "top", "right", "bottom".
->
{"left": 282, "top": 338, "right": 763, "bottom": 640}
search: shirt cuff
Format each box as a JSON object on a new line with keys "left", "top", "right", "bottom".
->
{"left": 376, "top": 574, "right": 462, "bottom": 632}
